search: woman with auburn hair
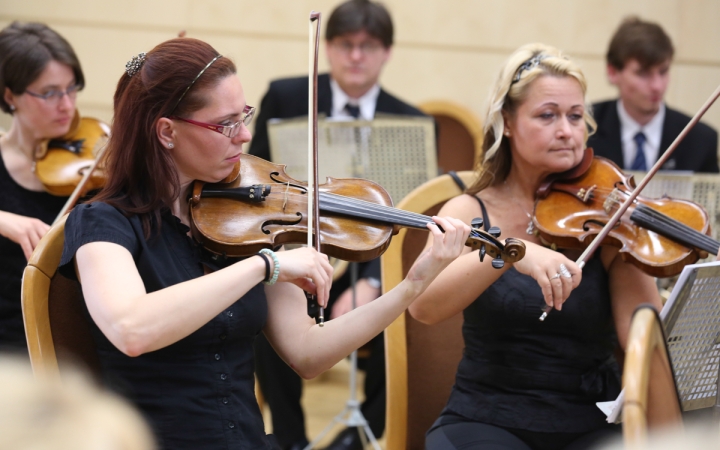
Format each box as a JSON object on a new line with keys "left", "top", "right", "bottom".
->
{"left": 58, "top": 36, "right": 472, "bottom": 449}
{"left": 411, "top": 43, "right": 662, "bottom": 450}
{"left": 0, "top": 21, "right": 85, "bottom": 355}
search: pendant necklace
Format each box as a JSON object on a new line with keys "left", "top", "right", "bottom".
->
{"left": 523, "top": 211, "right": 534, "bottom": 235}
{"left": 504, "top": 181, "right": 535, "bottom": 235}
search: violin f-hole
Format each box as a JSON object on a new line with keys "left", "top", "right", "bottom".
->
{"left": 261, "top": 213, "right": 302, "bottom": 234}
{"left": 270, "top": 172, "right": 307, "bottom": 193}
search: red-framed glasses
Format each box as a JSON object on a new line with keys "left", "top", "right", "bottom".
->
{"left": 170, "top": 105, "right": 255, "bottom": 138}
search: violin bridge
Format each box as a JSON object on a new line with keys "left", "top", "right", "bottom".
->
{"left": 603, "top": 189, "right": 623, "bottom": 214}
{"left": 576, "top": 184, "right": 596, "bottom": 203}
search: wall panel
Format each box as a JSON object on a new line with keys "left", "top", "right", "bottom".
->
{"left": 0, "top": 0, "right": 717, "bottom": 156}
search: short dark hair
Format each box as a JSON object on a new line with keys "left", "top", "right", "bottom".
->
{"left": 0, "top": 21, "right": 85, "bottom": 114}
{"left": 606, "top": 16, "right": 674, "bottom": 70}
{"left": 325, "top": 0, "right": 393, "bottom": 48}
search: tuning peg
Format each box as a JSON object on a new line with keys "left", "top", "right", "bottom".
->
{"left": 488, "top": 226, "right": 501, "bottom": 238}
{"left": 491, "top": 257, "right": 505, "bottom": 269}
{"left": 479, "top": 244, "right": 486, "bottom": 262}
{"left": 471, "top": 217, "right": 484, "bottom": 229}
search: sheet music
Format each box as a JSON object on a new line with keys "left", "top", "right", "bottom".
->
{"left": 267, "top": 115, "right": 437, "bottom": 204}
{"left": 598, "top": 260, "right": 720, "bottom": 422}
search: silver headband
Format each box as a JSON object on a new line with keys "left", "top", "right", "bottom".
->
{"left": 511, "top": 54, "right": 548, "bottom": 84}
{"left": 125, "top": 52, "right": 147, "bottom": 77}
{"left": 168, "top": 54, "right": 223, "bottom": 115}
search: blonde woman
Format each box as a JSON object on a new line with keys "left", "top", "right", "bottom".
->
{"left": 410, "top": 44, "right": 662, "bottom": 450}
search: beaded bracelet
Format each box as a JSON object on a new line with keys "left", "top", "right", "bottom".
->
{"left": 259, "top": 248, "right": 280, "bottom": 285}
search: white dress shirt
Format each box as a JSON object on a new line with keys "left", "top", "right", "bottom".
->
{"left": 329, "top": 78, "right": 380, "bottom": 121}
{"left": 617, "top": 99, "right": 666, "bottom": 170}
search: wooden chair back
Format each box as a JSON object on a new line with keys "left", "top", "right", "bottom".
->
{"left": 419, "top": 100, "right": 483, "bottom": 174}
{"left": 382, "top": 170, "right": 476, "bottom": 450}
{"left": 21, "top": 214, "right": 101, "bottom": 379}
{"left": 623, "top": 305, "right": 683, "bottom": 447}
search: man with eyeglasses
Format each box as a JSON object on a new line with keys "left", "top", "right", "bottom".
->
{"left": 249, "top": 1, "right": 427, "bottom": 449}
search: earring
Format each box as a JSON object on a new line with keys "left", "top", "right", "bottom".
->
{"left": 167, "top": 142, "right": 174, "bottom": 149}
{"left": 9, "top": 105, "right": 15, "bottom": 111}
{"left": 504, "top": 130, "right": 510, "bottom": 137}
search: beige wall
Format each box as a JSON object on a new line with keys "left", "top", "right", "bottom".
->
{"left": 1, "top": 0, "right": 719, "bottom": 155}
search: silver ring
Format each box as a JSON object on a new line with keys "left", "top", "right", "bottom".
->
{"left": 550, "top": 272, "right": 561, "bottom": 280}
{"left": 559, "top": 263, "right": 572, "bottom": 278}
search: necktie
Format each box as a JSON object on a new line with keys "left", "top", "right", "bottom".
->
{"left": 345, "top": 103, "right": 361, "bottom": 119}
{"left": 631, "top": 132, "right": 647, "bottom": 171}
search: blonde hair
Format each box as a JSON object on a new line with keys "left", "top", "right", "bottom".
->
{"left": 467, "top": 43, "right": 596, "bottom": 195}
{"left": 0, "top": 356, "right": 156, "bottom": 450}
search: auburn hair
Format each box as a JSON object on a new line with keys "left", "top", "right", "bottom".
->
{"left": 92, "top": 37, "right": 236, "bottom": 236}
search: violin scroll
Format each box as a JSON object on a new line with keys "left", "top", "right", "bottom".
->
{"left": 467, "top": 219, "right": 525, "bottom": 269}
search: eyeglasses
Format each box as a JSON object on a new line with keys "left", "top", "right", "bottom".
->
{"left": 24, "top": 84, "right": 81, "bottom": 104}
{"left": 332, "top": 40, "right": 384, "bottom": 55}
{"left": 170, "top": 105, "right": 255, "bottom": 138}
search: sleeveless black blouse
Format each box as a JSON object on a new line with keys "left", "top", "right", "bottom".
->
{"left": 60, "top": 202, "right": 275, "bottom": 449}
{"left": 441, "top": 197, "right": 621, "bottom": 433}
{"left": 0, "top": 149, "right": 67, "bottom": 353}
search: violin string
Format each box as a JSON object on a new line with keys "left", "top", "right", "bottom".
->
{"left": 282, "top": 180, "right": 290, "bottom": 210}
{"left": 636, "top": 208, "right": 719, "bottom": 252}
{"left": 585, "top": 189, "right": 719, "bottom": 252}
{"left": 260, "top": 188, "right": 486, "bottom": 239}
{"left": 630, "top": 204, "right": 719, "bottom": 252}
{"left": 260, "top": 186, "right": 437, "bottom": 226}
{"left": 532, "top": 182, "right": 717, "bottom": 253}
{"left": 258, "top": 182, "right": 711, "bottom": 250}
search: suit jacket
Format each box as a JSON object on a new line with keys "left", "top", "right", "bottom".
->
{"left": 249, "top": 73, "right": 427, "bottom": 162}
{"left": 249, "top": 73, "right": 427, "bottom": 282}
{"left": 587, "top": 99, "right": 719, "bottom": 173}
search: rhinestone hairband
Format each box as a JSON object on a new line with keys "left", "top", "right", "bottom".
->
{"left": 125, "top": 52, "right": 147, "bottom": 77}
{"left": 511, "top": 54, "right": 548, "bottom": 84}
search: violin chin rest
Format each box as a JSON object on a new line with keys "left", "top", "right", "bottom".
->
{"left": 219, "top": 162, "right": 241, "bottom": 184}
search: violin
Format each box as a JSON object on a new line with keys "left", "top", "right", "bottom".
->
{"left": 188, "top": 153, "right": 526, "bottom": 267}
{"left": 533, "top": 148, "right": 716, "bottom": 278}
{"left": 535, "top": 84, "right": 720, "bottom": 321}
{"left": 35, "top": 110, "right": 110, "bottom": 196}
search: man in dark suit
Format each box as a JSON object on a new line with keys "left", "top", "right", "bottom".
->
{"left": 249, "top": 2, "right": 427, "bottom": 449}
{"left": 588, "top": 17, "right": 718, "bottom": 173}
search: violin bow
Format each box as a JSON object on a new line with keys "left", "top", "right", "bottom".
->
{"left": 539, "top": 83, "right": 720, "bottom": 321}
{"left": 306, "top": 11, "right": 324, "bottom": 326}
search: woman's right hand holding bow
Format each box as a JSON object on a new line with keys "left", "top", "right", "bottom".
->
{"left": 513, "top": 241, "right": 582, "bottom": 312}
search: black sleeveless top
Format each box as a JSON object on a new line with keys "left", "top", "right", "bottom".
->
{"left": 59, "top": 202, "right": 274, "bottom": 449}
{"left": 0, "top": 148, "right": 67, "bottom": 353}
{"left": 441, "top": 196, "right": 620, "bottom": 433}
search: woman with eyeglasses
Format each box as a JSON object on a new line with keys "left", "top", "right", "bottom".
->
{"left": 0, "top": 21, "right": 85, "bottom": 355}
{"left": 410, "top": 43, "right": 661, "bottom": 450}
{"left": 57, "top": 36, "right": 471, "bottom": 449}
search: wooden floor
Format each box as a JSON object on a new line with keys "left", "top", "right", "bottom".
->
{"left": 261, "top": 358, "right": 386, "bottom": 449}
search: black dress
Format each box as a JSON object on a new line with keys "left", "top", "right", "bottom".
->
{"left": 0, "top": 149, "right": 67, "bottom": 353}
{"left": 429, "top": 197, "right": 621, "bottom": 446}
{"left": 59, "top": 202, "right": 275, "bottom": 450}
